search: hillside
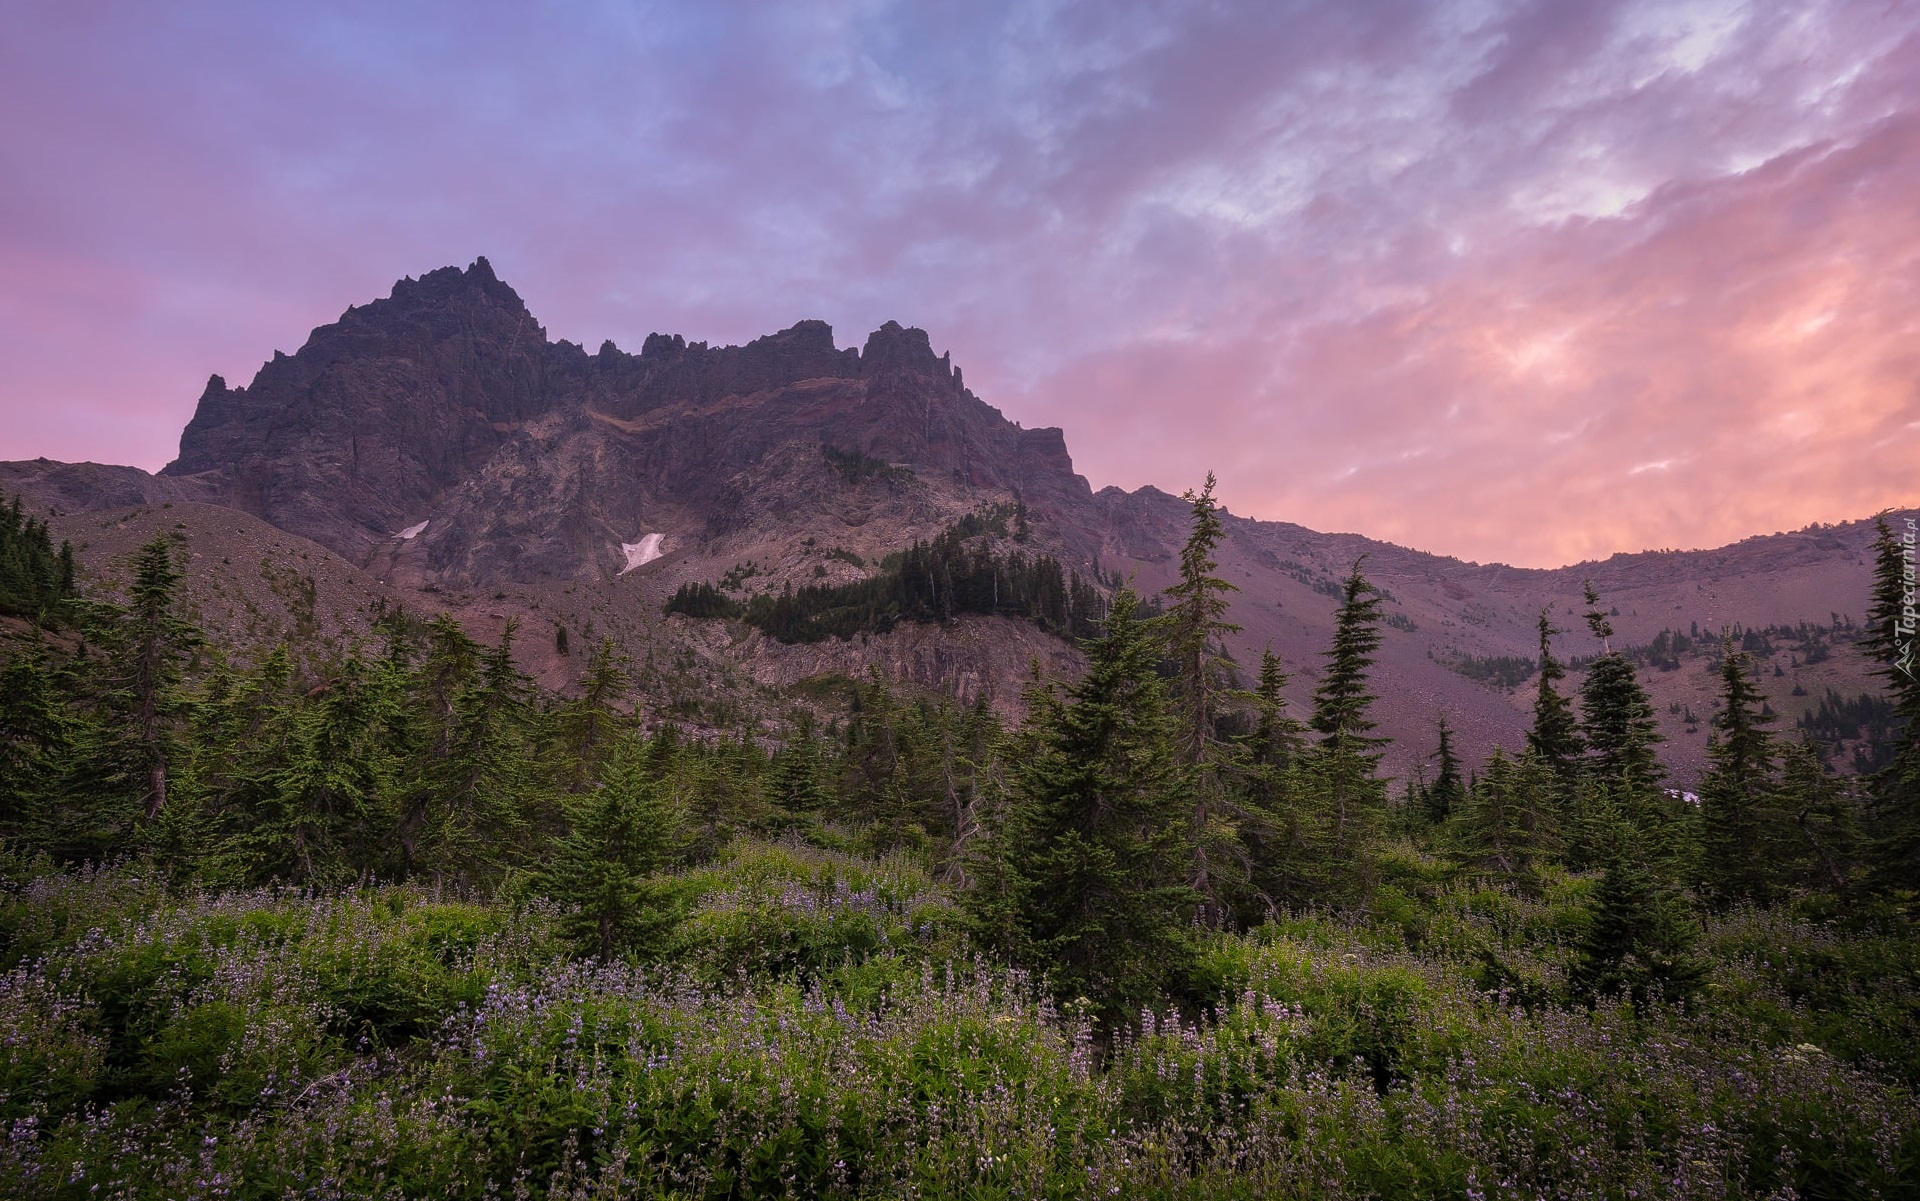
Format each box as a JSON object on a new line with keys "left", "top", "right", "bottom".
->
{"left": 1, "top": 259, "right": 1889, "bottom": 785}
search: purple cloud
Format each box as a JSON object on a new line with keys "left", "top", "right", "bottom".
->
{"left": 2, "top": 0, "right": 1916, "bottom": 564}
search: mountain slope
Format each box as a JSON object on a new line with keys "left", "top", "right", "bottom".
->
{"left": 3, "top": 259, "right": 1890, "bottom": 786}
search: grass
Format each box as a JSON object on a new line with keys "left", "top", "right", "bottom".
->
{"left": 0, "top": 846, "right": 1915, "bottom": 1198}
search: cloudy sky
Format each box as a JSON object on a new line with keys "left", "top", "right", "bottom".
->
{"left": 3, "top": 0, "right": 1916, "bottom": 566}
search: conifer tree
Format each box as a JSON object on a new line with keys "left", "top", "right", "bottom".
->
{"left": 0, "top": 650, "right": 82, "bottom": 849}
{"left": 0, "top": 491, "right": 77, "bottom": 621}
{"left": 261, "top": 655, "right": 404, "bottom": 885}
{"left": 1699, "top": 642, "right": 1781, "bottom": 903}
{"left": 552, "top": 638, "right": 630, "bottom": 789}
{"left": 1859, "top": 514, "right": 1919, "bottom": 888}
{"left": 1161, "top": 473, "right": 1243, "bottom": 906}
{"left": 966, "top": 587, "right": 1196, "bottom": 1022}
{"left": 1426, "top": 715, "right": 1465, "bottom": 824}
{"left": 1451, "top": 749, "right": 1556, "bottom": 886}
{"left": 541, "top": 736, "right": 685, "bottom": 960}
{"left": 1224, "top": 648, "right": 1312, "bottom": 917}
{"left": 413, "top": 619, "right": 541, "bottom": 890}
{"left": 769, "top": 710, "right": 830, "bottom": 815}
{"left": 1779, "top": 738, "right": 1855, "bottom": 895}
{"left": 1247, "top": 648, "right": 1307, "bottom": 768}
{"left": 1578, "top": 583, "right": 1666, "bottom": 797}
{"left": 1527, "top": 608, "right": 1583, "bottom": 782}
{"left": 123, "top": 535, "right": 198, "bottom": 819}
{"left": 1572, "top": 831, "right": 1705, "bottom": 1008}
{"left": 937, "top": 693, "right": 1004, "bottom": 880}
{"left": 1308, "top": 560, "right": 1388, "bottom": 895}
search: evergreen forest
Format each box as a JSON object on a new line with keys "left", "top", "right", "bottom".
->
{"left": 0, "top": 486, "right": 1917, "bottom": 1199}
{"left": 666, "top": 505, "right": 1108, "bottom": 643}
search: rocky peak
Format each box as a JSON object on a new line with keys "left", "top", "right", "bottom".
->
{"left": 860, "top": 321, "right": 952, "bottom": 382}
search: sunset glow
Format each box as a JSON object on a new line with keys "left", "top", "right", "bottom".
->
{"left": 2, "top": 0, "right": 1916, "bottom": 566}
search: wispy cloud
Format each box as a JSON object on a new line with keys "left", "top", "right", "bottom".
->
{"left": 1, "top": 0, "right": 1915, "bottom": 565}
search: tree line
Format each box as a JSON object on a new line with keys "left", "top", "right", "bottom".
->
{"left": 0, "top": 493, "right": 75, "bottom": 620}
{"left": 665, "top": 504, "right": 1106, "bottom": 642}
{"left": 1, "top": 488, "right": 1914, "bottom": 1028}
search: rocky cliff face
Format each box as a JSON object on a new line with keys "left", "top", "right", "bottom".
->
{"left": 166, "top": 259, "right": 558, "bottom": 558}
{"left": 161, "top": 260, "right": 1093, "bottom": 586}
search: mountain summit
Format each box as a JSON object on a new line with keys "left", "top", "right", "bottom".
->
{"left": 162, "top": 259, "right": 1087, "bottom": 581}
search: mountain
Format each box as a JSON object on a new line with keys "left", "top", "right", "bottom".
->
{"left": 1, "top": 260, "right": 1891, "bottom": 786}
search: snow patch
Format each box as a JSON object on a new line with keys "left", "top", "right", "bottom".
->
{"left": 620, "top": 533, "right": 665, "bottom": 575}
{"left": 397, "top": 520, "right": 429, "bottom": 540}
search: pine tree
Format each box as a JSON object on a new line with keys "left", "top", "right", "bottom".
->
{"left": 541, "top": 737, "right": 685, "bottom": 960}
{"left": 123, "top": 535, "right": 199, "bottom": 820}
{"left": 1426, "top": 715, "right": 1465, "bottom": 824}
{"left": 1578, "top": 583, "right": 1666, "bottom": 797}
{"left": 1859, "top": 514, "right": 1919, "bottom": 889}
{"left": 0, "top": 650, "right": 83, "bottom": 850}
{"left": 552, "top": 638, "right": 630, "bottom": 789}
{"left": 1451, "top": 749, "right": 1556, "bottom": 886}
{"left": 1247, "top": 648, "right": 1307, "bottom": 768}
{"left": 1699, "top": 642, "right": 1781, "bottom": 904}
{"left": 1308, "top": 560, "right": 1389, "bottom": 896}
{"left": 1572, "top": 831, "right": 1705, "bottom": 1008}
{"left": 1161, "top": 472, "right": 1243, "bottom": 908}
{"left": 1779, "top": 738, "right": 1856, "bottom": 895}
{"left": 1527, "top": 608, "right": 1583, "bottom": 782}
{"left": 965, "top": 587, "right": 1196, "bottom": 1023}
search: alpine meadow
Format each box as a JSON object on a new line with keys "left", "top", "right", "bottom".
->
{"left": 1, "top": 464, "right": 1916, "bottom": 1197}
{"left": 6, "top": 1, "right": 1920, "bottom": 1195}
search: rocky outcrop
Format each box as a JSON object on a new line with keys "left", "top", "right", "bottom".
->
{"left": 153, "top": 259, "right": 1095, "bottom": 585}
{"left": 164, "top": 258, "right": 561, "bottom": 557}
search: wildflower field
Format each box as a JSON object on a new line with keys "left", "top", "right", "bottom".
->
{"left": 2, "top": 842, "right": 1914, "bottom": 1200}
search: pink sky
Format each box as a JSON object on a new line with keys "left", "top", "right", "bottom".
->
{"left": 2, "top": 0, "right": 1916, "bottom": 567}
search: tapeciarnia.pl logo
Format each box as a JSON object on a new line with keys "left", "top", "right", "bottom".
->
{"left": 1897, "top": 516, "right": 1916, "bottom": 681}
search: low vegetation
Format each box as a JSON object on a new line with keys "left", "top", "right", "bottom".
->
{"left": 1, "top": 489, "right": 1916, "bottom": 1198}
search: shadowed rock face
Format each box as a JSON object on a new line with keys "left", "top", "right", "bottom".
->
{"left": 161, "top": 259, "right": 1092, "bottom": 578}
{"left": 167, "top": 258, "right": 558, "bottom": 555}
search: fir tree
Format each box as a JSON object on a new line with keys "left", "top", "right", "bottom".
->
{"left": 179, "top": 648, "right": 302, "bottom": 883}
{"left": 1426, "top": 715, "right": 1465, "bottom": 825}
{"left": 1451, "top": 749, "right": 1556, "bottom": 886}
{"left": 1247, "top": 648, "right": 1307, "bottom": 768}
{"left": 1859, "top": 514, "right": 1919, "bottom": 889}
{"left": 541, "top": 737, "right": 685, "bottom": 960}
{"left": 1779, "top": 738, "right": 1856, "bottom": 895}
{"left": 0, "top": 491, "right": 77, "bottom": 621}
{"left": 1578, "top": 583, "right": 1666, "bottom": 797}
{"left": 0, "top": 650, "right": 82, "bottom": 849}
{"left": 966, "top": 587, "right": 1196, "bottom": 1023}
{"left": 1527, "top": 608, "right": 1583, "bottom": 782}
{"left": 1160, "top": 472, "right": 1243, "bottom": 907}
{"left": 1308, "top": 560, "right": 1388, "bottom": 896}
{"left": 411, "top": 619, "right": 542, "bottom": 890}
{"left": 72, "top": 535, "right": 202, "bottom": 828}
{"left": 1572, "top": 831, "right": 1705, "bottom": 1008}
{"left": 769, "top": 710, "right": 830, "bottom": 815}
{"left": 1699, "top": 642, "right": 1781, "bottom": 904}
{"left": 261, "top": 655, "right": 404, "bottom": 885}
{"left": 1226, "top": 648, "right": 1312, "bottom": 917}
{"left": 552, "top": 638, "right": 630, "bottom": 789}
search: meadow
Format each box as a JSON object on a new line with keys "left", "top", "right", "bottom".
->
{"left": 2, "top": 840, "right": 1914, "bottom": 1200}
